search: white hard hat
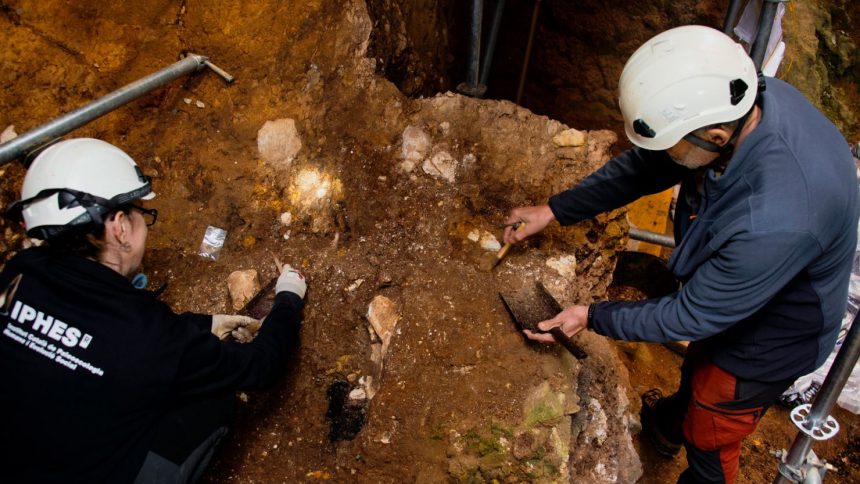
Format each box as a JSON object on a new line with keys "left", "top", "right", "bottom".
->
{"left": 618, "top": 25, "right": 758, "bottom": 151}
{"left": 7, "top": 138, "right": 154, "bottom": 240}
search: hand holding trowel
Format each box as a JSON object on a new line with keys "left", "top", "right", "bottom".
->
{"left": 480, "top": 205, "right": 557, "bottom": 271}
{"left": 480, "top": 222, "right": 525, "bottom": 271}
{"left": 499, "top": 282, "right": 588, "bottom": 359}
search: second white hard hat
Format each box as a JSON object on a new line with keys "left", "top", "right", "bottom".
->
{"left": 618, "top": 25, "right": 758, "bottom": 151}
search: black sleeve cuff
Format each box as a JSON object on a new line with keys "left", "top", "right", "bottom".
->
{"left": 273, "top": 291, "right": 304, "bottom": 310}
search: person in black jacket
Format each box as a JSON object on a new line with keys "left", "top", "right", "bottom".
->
{"left": 0, "top": 138, "right": 306, "bottom": 483}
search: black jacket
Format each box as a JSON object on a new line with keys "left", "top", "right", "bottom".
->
{"left": 0, "top": 247, "right": 303, "bottom": 483}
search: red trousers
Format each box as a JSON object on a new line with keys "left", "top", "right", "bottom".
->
{"left": 671, "top": 344, "right": 793, "bottom": 483}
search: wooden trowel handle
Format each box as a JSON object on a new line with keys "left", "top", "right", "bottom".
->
{"left": 496, "top": 242, "right": 514, "bottom": 260}
{"left": 495, "top": 222, "right": 525, "bottom": 261}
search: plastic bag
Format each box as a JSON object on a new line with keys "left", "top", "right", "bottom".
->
{"left": 198, "top": 226, "right": 228, "bottom": 261}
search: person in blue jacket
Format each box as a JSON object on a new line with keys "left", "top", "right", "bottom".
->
{"left": 504, "top": 26, "right": 859, "bottom": 483}
{"left": 0, "top": 138, "right": 307, "bottom": 483}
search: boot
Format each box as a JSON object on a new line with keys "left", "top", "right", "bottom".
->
{"left": 640, "top": 388, "right": 684, "bottom": 458}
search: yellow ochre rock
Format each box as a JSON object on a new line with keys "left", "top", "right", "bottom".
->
{"left": 552, "top": 128, "right": 586, "bottom": 147}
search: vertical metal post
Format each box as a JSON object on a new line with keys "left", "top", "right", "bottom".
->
{"left": 750, "top": 0, "right": 782, "bottom": 70}
{"left": 723, "top": 0, "right": 744, "bottom": 35}
{"left": 774, "top": 311, "right": 860, "bottom": 483}
{"left": 467, "top": 0, "right": 483, "bottom": 87}
{"left": 515, "top": 0, "right": 541, "bottom": 105}
{"left": 479, "top": 0, "right": 507, "bottom": 89}
{"left": 458, "top": 0, "right": 487, "bottom": 97}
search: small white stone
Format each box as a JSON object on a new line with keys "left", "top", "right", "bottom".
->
{"left": 183, "top": 98, "right": 192, "bottom": 104}
{"left": 467, "top": 229, "right": 480, "bottom": 242}
{"left": 422, "top": 150, "right": 458, "bottom": 183}
{"left": 479, "top": 231, "right": 501, "bottom": 251}
{"left": 195, "top": 100, "right": 205, "bottom": 108}
{"left": 401, "top": 125, "right": 431, "bottom": 164}
{"left": 1, "top": 125, "right": 17, "bottom": 144}
{"left": 346, "top": 279, "right": 365, "bottom": 292}
{"left": 349, "top": 388, "right": 367, "bottom": 401}
{"left": 439, "top": 121, "right": 451, "bottom": 135}
{"left": 280, "top": 211, "right": 293, "bottom": 227}
{"left": 546, "top": 255, "right": 577, "bottom": 279}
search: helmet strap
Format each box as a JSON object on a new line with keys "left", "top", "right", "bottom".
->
{"left": 682, "top": 106, "right": 754, "bottom": 156}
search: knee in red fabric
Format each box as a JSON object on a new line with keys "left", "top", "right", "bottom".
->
{"left": 682, "top": 361, "right": 764, "bottom": 483}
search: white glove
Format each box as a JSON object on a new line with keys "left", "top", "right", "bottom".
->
{"left": 276, "top": 264, "right": 307, "bottom": 299}
{"left": 211, "top": 314, "right": 261, "bottom": 343}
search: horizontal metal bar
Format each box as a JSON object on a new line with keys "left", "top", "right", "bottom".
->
{"left": 629, "top": 227, "right": 676, "bottom": 248}
{"left": 0, "top": 54, "right": 209, "bottom": 166}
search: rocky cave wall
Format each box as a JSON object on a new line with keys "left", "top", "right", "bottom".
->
{"left": 370, "top": 0, "right": 859, "bottom": 145}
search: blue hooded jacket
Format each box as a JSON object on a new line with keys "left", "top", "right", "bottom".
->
{"left": 548, "top": 78, "right": 859, "bottom": 381}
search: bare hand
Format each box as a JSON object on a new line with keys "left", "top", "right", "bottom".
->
{"left": 211, "top": 314, "right": 262, "bottom": 343}
{"left": 503, "top": 205, "right": 555, "bottom": 245}
{"left": 524, "top": 305, "right": 589, "bottom": 343}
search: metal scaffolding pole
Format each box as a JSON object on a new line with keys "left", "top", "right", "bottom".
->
{"left": 723, "top": 0, "right": 745, "bottom": 36}
{"left": 0, "top": 54, "right": 233, "bottom": 166}
{"left": 750, "top": 0, "right": 783, "bottom": 70}
{"left": 774, "top": 312, "right": 860, "bottom": 482}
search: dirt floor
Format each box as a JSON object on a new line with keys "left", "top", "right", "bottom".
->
{"left": 1, "top": 1, "right": 858, "bottom": 483}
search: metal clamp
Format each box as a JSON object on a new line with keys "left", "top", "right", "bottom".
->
{"left": 790, "top": 404, "right": 840, "bottom": 441}
{"left": 774, "top": 448, "right": 836, "bottom": 483}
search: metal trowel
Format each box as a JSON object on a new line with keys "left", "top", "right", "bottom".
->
{"left": 499, "top": 282, "right": 587, "bottom": 359}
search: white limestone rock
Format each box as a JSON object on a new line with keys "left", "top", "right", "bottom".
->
{"left": 1, "top": 125, "right": 17, "bottom": 143}
{"left": 227, "top": 269, "right": 261, "bottom": 311}
{"left": 479, "top": 231, "right": 501, "bottom": 252}
{"left": 422, "top": 150, "right": 457, "bottom": 183}
{"left": 546, "top": 254, "right": 577, "bottom": 279}
{"left": 552, "top": 128, "right": 586, "bottom": 147}
{"left": 367, "top": 295, "right": 400, "bottom": 358}
{"left": 400, "top": 125, "right": 431, "bottom": 172}
{"left": 257, "top": 118, "right": 302, "bottom": 168}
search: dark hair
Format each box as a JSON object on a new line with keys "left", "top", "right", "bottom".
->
{"left": 41, "top": 206, "right": 131, "bottom": 258}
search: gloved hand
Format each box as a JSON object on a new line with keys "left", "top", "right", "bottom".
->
{"left": 276, "top": 264, "right": 307, "bottom": 299}
{"left": 211, "top": 314, "right": 261, "bottom": 343}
